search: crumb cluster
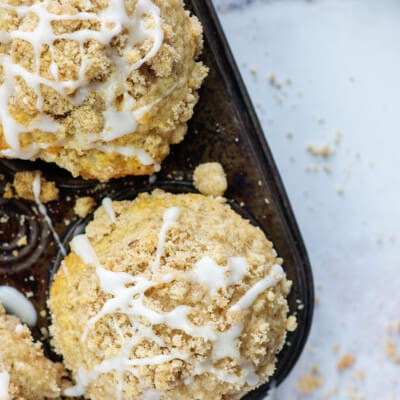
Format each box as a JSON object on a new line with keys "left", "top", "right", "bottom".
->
{"left": 73, "top": 196, "right": 96, "bottom": 218}
{"left": 193, "top": 162, "right": 228, "bottom": 197}
{"left": 0, "top": 305, "right": 65, "bottom": 399}
{"left": 3, "top": 170, "right": 58, "bottom": 203}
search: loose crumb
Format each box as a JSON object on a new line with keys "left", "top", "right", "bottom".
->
{"left": 193, "top": 162, "right": 227, "bottom": 197}
{"left": 296, "top": 367, "right": 323, "bottom": 394}
{"left": 307, "top": 144, "right": 334, "bottom": 158}
{"left": 386, "top": 339, "right": 400, "bottom": 363}
{"left": 352, "top": 370, "right": 365, "bottom": 381}
{"left": 268, "top": 73, "right": 282, "bottom": 89}
{"left": 336, "top": 185, "right": 344, "bottom": 195}
{"left": 16, "top": 235, "right": 28, "bottom": 247}
{"left": 74, "top": 197, "right": 96, "bottom": 218}
{"left": 337, "top": 354, "right": 356, "bottom": 371}
{"left": 3, "top": 182, "right": 14, "bottom": 199}
{"left": 334, "top": 131, "right": 343, "bottom": 144}
{"left": 286, "top": 316, "right": 297, "bottom": 332}
{"left": 332, "top": 343, "right": 340, "bottom": 353}
{"left": 13, "top": 171, "right": 59, "bottom": 203}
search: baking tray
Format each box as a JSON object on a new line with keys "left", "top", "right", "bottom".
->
{"left": 0, "top": 0, "right": 314, "bottom": 398}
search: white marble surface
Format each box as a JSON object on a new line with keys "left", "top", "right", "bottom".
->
{"left": 212, "top": 0, "right": 400, "bottom": 398}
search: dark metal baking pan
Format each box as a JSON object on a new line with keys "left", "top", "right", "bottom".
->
{"left": 0, "top": 0, "right": 314, "bottom": 398}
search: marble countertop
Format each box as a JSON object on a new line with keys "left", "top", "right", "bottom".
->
{"left": 212, "top": 0, "right": 400, "bottom": 399}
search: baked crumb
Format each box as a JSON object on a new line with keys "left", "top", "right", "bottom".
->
{"left": 352, "top": 370, "right": 365, "bottom": 381}
{"left": 337, "top": 353, "right": 356, "bottom": 371}
{"left": 16, "top": 235, "right": 28, "bottom": 247}
{"left": 3, "top": 182, "right": 14, "bottom": 199}
{"left": 296, "top": 367, "right": 323, "bottom": 394}
{"left": 386, "top": 339, "right": 400, "bottom": 363}
{"left": 307, "top": 144, "right": 333, "bottom": 158}
{"left": 12, "top": 171, "right": 59, "bottom": 203}
{"left": 0, "top": 305, "right": 66, "bottom": 399}
{"left": 74, "top": 197, "right": 96, "bottom": 218}
{"left": 324, "top": 386, "right": 339, "bottom": 398}
{"left": 193, "top": 162, "right": 228, "bottom": 197}
{"left": 336, "top": 185, "right": 345, "bottom": 195}
{"left": 286, "top": 315, "right": 297, "bottom": 332}
{"left": 268, "top": 73, "right": 282, "bottom": 89}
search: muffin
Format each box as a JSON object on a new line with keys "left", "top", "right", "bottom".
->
{"left": 0, "top": 0, "right": 208, "bottom": 181}
{"left": 49, "top": 190, "right": 294, "bottom": 399}
{"left": 0, "top": 304, "right": 66, "bottom": 399}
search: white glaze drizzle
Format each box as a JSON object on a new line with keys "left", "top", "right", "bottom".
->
{"left": 0, "top": 0, "right": 168, "bottom": 168}
{"left": 192, "top": 256, "right": 249, "bottom": 294}
{"left": 101, "top": 197, "right": 116, "bottom": 223}
{"left": 0, "top": 371, "right": 10, "bottom": 400}
{"left": 0, "top": 286, "right": 37, "bottom": 326}
{"left": 32, "top": 174, "right": 67, "bottom": 257}
{"left": 151, "top": 207, "right": 180, "bottom": 271}
{"left": 64, "top": 208, "right": 286, "bottom": 398}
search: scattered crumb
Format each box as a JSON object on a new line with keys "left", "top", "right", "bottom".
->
{"left": 287, "top": 131, "right": 294, "bottom": 139}
{"left": 314, "top": 297, "right": 320, "bottom": 306}
{"left": 324, "top": 386, "right": 339, "bottom": 398}
{"left": 12, "top": 171, "right": 58, "bottom": 203}
{"left": 323, "top": 165, "right": 332, "bottom": 174}
{"left": 74, "top": 197, "right": 96, "bottom": 218}
{"left": 307, "top": 344, "right": 316, "bottom": 354}
{"left": 193, "top": 162, "right": 227, "bottom": 197}
{"left": 296, "top": 367, "right": 323, "bottom": 394}
{"left": 250, "top": 67, "right": 257, "bottom": 76}
{"left": 352, "top": 370, "right": 365, "bottom": 381}
{"left": 386, "top": 339, "right": 400, "bottom": 363}
{"left": 334, "top": 131, "right": 343, "bottom": 145}
{"left": 3, "top": 182, "right": 14, "bottom": 199}
{"left": 16, "top": 235, "right": 28, "bottom": 247}
{"left": 307, "top": 144, "right": 334, "bottom": 158}
{"left": 337, "top": 354, "right": 356, "bottom": 371}
{"left": 268, "top": 73, "right": 282, "bottom": 89}
{"left": 336, "top": 185, "right": 344, "bottom": 195}
{"left": 332, "top": 343, "right": 340, "bottom": 353}
{"left": 286, "top": 316, "right": 297, "bottom": 332}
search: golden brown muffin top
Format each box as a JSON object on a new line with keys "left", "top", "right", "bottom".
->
{"left": 0, "top": 0, "right": 208, "bottom": 180}
{"left": 49, "top": 190, "right": 294, "bottom": 400}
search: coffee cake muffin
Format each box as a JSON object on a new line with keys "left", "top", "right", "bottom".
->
{"left": 0, "top": 304, "right": 65, "bottom": 399}
{"left": 49, "top": 190, "right": 294, "bottom": 400}
{"left": 0, "top": 0, "right": 208, "bottom": 181}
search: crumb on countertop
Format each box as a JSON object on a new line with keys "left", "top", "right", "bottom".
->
{"left": 296, "top": 366, "right": 324, "bottom": 394}
{"left": 337, "top": 354, "right": 356, "bottom": 371}
{"left": 193, "top": 162, "right": 228, "bottom": 197}
{"left": 74, "top": 197, "right": 96, "bottom": 218}
{"left": 11, "top": 171, "right": 59, "bottom": 203}
{"left": 307, "top": 144, "right": 334, "bottom": 158}
{"left": 386, "top": 339, "right": 400, "bottom": 363}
